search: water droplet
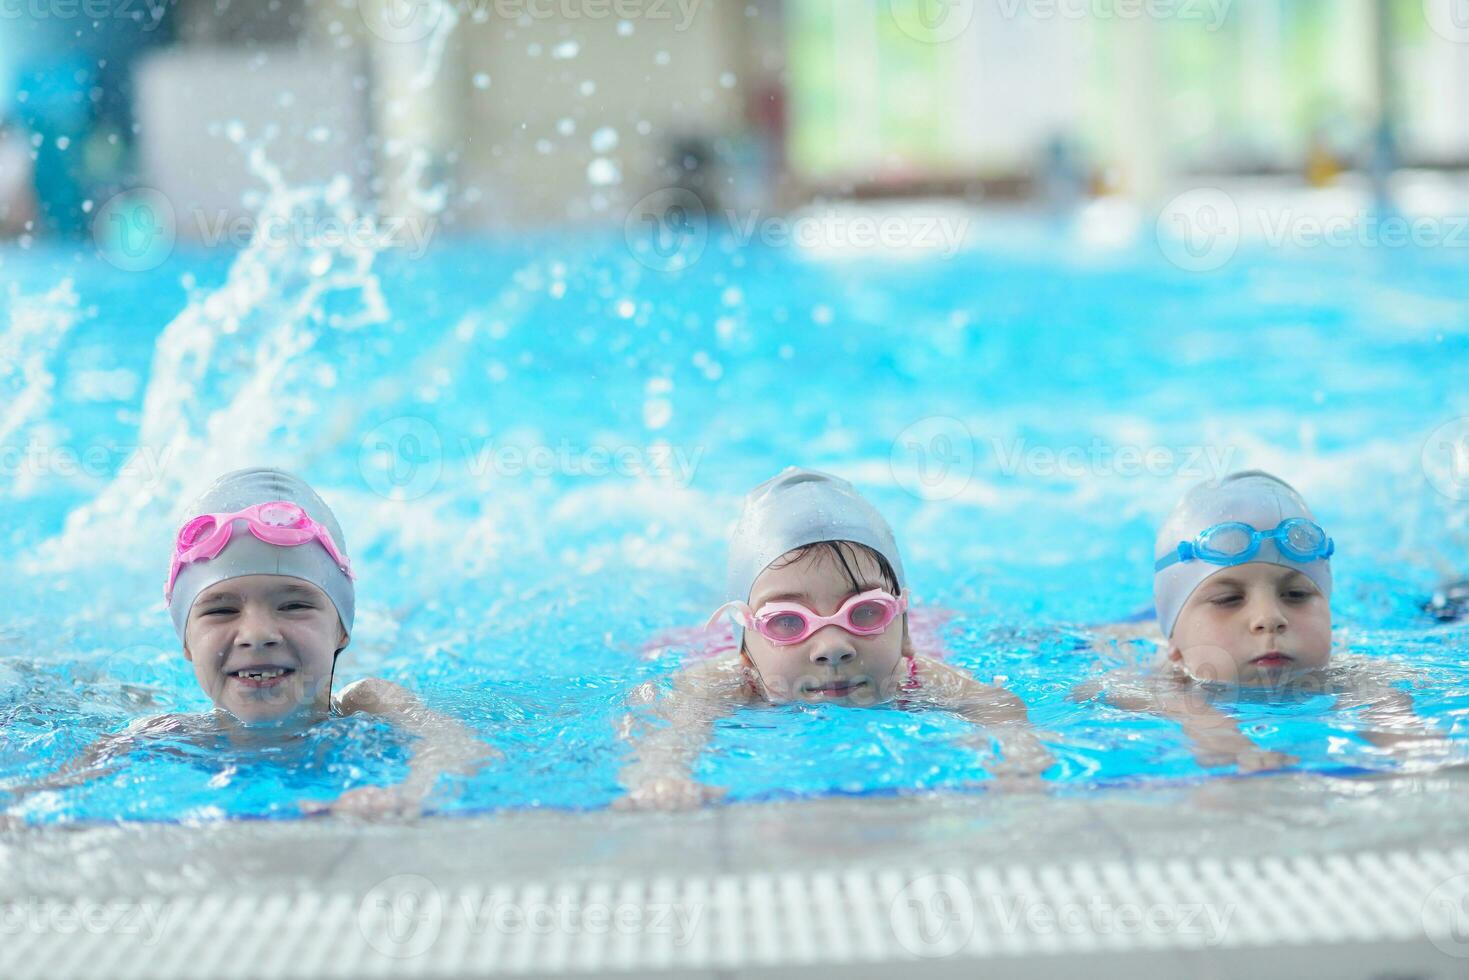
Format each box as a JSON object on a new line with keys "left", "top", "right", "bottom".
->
{"left": 473, "top": 73, "right": 491, "bottom": 90}
{"left": 590, "top": 126, "right": 619, "bottom": 153}
{"left": 553, "top": 40, "right": 580, "bottom": 59}
{"left": 587, "top": 157, "right": 621, "bottom": 186}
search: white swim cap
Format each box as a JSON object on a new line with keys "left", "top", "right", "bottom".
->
{"left": 1153, "top": 470, "right": 1332, "bottom": 638}
{"left": 724, "top": 467, "right": 906, "bottom": 648}
{"left": 167, "top": 468, "right": 355, "bottom": 643}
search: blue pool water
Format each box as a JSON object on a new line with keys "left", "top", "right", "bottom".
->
{"left": 2, "top": 202, "right": 1468, "bottom": 824}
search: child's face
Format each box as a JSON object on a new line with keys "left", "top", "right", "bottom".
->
{"left": 1168, "top": 563, "right": 1331, "bottom": 687}
{"left": 183, "top": 575, "right": 348, "bottom": 724}
{"left": 742, "top": 545, "right": 911, "bottom": 706}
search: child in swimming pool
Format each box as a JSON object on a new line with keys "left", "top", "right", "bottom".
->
{"left": 617, "top": 468, "right": 1054, "bottom": 811}
{"left": 4, "top": 468, "right": 493, "bottom": 820}
{"left": 1076, "top": 470, "right": 1442, "bottom": 772}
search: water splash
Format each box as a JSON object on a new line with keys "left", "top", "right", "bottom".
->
{"left": 32, "top": 152, "right": 390, "bottom": 571}
{"left": 0, "top": 279, "right": 81, "bottom": 494}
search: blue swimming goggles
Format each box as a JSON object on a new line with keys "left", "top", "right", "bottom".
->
{"left": 1154, "top": 518, "right": 1334, "bottom": 572}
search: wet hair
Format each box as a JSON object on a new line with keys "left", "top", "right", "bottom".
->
{"left": 768, "top": 540, "right": 902, "bottom": 596}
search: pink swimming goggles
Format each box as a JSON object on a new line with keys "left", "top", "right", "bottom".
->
{"left": 165, "top": 501, "right": 355, "bottom": 602}
{"left": 706, "top": 588, "right": 907, "bottom": 646}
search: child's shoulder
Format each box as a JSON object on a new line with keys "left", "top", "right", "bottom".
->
{"left": 335, "top": 677, "right": 415, "bottom": 715}
{"left": 912, "top": 655, "right": 1002, "bottom": 699}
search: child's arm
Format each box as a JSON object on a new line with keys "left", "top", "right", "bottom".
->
{"left": 1334, "top": 673, "right": 1450, "bottom": 755}
{"left": 1076, "top": 671, "right": 1296, "bottom": 773}
{"left": 1, "top": 714, "right": 183, "bottom": 811}
{"left": 615, "top": 657, "right": 746, "bottom": 811}
{"left": 1153, "top": 686, "right": 1298, "bottom": 772}
{"left": 316, "top": 679, "right": 499, "bottom": 817}
{"left": 922, "top": 659, "right": 1055, "bottom": 781}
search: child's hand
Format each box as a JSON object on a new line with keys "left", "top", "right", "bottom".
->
{"left": 1235, "top": 748, "right": 1298, "bottom": 773}
{"left": 304, "top": 785, "right": 425, "bottom": 819}
{"left": 614, "top": 776, "right": 727, "bottom": 812}
{"left": 1195, "top": 747, "right": 1298, "bottom": 773}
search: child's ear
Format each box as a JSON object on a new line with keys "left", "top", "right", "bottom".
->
{"left": 182, "top": 644, "right": 194, "bottom": 663}
{"left": 1167, "top": 644, "right": 1183, "bottom": 664}
{"left": 335, "top": 627, "right": 350, "bottom": 658}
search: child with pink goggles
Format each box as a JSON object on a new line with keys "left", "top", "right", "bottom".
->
{"left": 706, "top": 588, "right": 908, "bottom": 646}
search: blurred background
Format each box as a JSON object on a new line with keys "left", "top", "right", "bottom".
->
{"left": 3, "top": 0, "right": 1469, "bottom": 245}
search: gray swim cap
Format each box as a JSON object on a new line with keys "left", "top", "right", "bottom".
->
{"left": 167, "top": 468, "right": 355, "bottom": 643}
{"left": 724, "top": 467, "right": 906, "bottom": 648}
{"left": 1153, "top": 470, "right": 1332, "bottom": 638}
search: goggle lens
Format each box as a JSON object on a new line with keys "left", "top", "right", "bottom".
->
{"left": 1284, "top": 520, "right": 1324, "bottom": 555}
{"left": 1201, "top": 524, "right": 1253, "bottom": 557}
{"left": 848, "top": 599, "right": 889, "bottom": 630}
{"left": 178, "top": 515, "right": 216, "bottom": 549}
{"left": 257, "top": 502, "right": 305, "bottom": 527}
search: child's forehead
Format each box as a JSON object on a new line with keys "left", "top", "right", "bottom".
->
{"left": 1199, "top": 562, "right": 1309, "bottom": 588}
{"left": 197, "top": 575, "right": 327, "bottom": 602}
{"left": 751, "top": 545, "right": 885, "bottom": 600}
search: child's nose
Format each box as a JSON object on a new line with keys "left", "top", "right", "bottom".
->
{"left": 1249, "top": 596, "right": 1288, "bottom": 633}
{"left": 807, "top": 628, "right": 856, "bottom": 666}
{"left": 235, "top": 605, "right": 284, "bottom": 647}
